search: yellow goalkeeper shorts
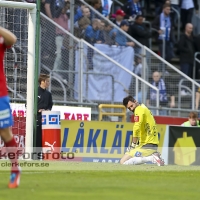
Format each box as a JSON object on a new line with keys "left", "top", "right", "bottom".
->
{"left": 125, "top": 144, "right": 157, "bottom": 157}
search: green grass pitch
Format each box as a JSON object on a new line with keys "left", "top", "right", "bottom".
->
{"left": 0, "top": 161, "right": 200, "bottom": 200}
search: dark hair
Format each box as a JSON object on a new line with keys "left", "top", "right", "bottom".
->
{"left": 189, "top": 112, "right": 198, "bottom": 119}
{"left": 100, "top": 19, "right": 107, "bottom": 25}
{"left": 135, "top": 15, "right": 143, "bottom": 20}
{"left": 120, "top": 20, "right": 129, "bottom": 27}
{"left": 123, "top": 95, "right": 136, "bottom": 107}
{"left": 91, "top": 0, "right": 100, "bottom": 6}
{"left": 78, "top": 16, "right": 91, "bottom": 27}
{"left": 163, "top": 3, "right": 170, "bottom": 9}
{"left": 38, "top": 74, "right": 50, "bottom": 84}
{"left": 104, "top": 20, "right": 110, "bottom": 27}
{"left": 84, "top": 0, "right": 92, "bottom": 5}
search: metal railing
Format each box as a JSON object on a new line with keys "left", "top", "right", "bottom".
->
{"left": 40, "top": 12, "right": 160, "bottom": 115}
{"left": 192, "top": 8, "right": 200, "bottom": 35}
{"left": 177, "top": 79, "right": 200, "bottom": 116}
{"left": 73, "top": 0, "right": 200, "bottom": 116}
{"left": 128, "top": 19, "right": 152, "bottom": 49}
{"left": 77, "top": 0, "right": 142, "bottom": 46}
{"left": 110, "top": 0, "right": 181, "bottom": 42}
{"left": 145, "top": 45, "right": 199, "bottom": 88}
{"left": 49, "top": 72, "right": 67, "bottom": 103}
{"left": 111, "top": 0, "right": 123, "bottom": 14}
{"left": 99, "top": 104, "right": 126, "bottom": 122}
{"left": 193, "top": 52, "right": 200, "bottom": 79}
{"left": 11, "top": 47, "right": 18, "bottom": 100}
{"left": 112, "top": 0, "right": 123, "bottom": 7}
{"left": 5, "top": 45, "right": 27, "bottom": 101}
{"left": 81, "top": 39, "right": 159, "bottom": 107}
{"left": 41, "top": 64, "right": 98, "bottom": 107}
{"left": 74, "top": 0, "right": 156, "bottom": 106}
{"left": 143, "top": 20, "right": 152, "bottom": 49}
{"left": 52, "top": 70, "right": 115, "bottom": 103}
{"left": 7, "top": 86, "right": 25, "bottom": 100}
{"left": 171, "top": 6, "right": 180, "bottom": 41}
{"left": 145, "top": 45, "right": 200, "bottom": 116}
{"left": 83, "top": 72, "right": 115, "bottom": 103}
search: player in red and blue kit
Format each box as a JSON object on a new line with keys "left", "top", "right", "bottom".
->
{"left": 0, "top": 26, "right": 20, "bottom": 188}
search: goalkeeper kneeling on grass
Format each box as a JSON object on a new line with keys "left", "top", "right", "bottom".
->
{"left": 120, "top": 95, "right": 164, "bottom": 166}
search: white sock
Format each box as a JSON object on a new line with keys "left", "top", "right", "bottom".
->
{"left": 141, "top": 155, "right": 154, "bottom": 163}
{"left": 123, "top": 157, "right": 143, "bottom": 165}
{"left": 123, "top": 156, "right": 154, "bottom": 165}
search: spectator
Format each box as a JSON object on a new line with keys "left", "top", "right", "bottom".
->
{"left": 74, "top": 3, "right": 85, "bottom": 23}
{"left": 128, "top": 15, "right": 151, "bottom": 48}
{"left": 85, "top": 19, "right": 101, "bottom": 69}
{"left": 102, "top": 21, "right": 115, "bottom": 45}
{"left": 152, "top": 3, "right": 175, "bottom": 63}
{"left": 132, "top": 56, "right": 143, "bottom": 103}
{"left": 85, "top": 19, "right": 101, "bottom": 44}
{"left": 110, "top": 20, "right": 135, "bottom": 47}
{"left": 195, "top": 88, "right": 200, "bottom": 111}
{"left": 98, "top": 20, "right": 106, "bottom": 43}
{"left": 75, "top": 16, "right": 91, "bottom": 39}
{"left": 82, "top": 6, "right": 91, "bottom": 18}
{"left": 144, "top": 0, "right": 153, "bottom": 15}
{"left": 101, "top": 0, "right": 113, "bottom": 18}
{"left": 90, "top": 0, "right": 102, "bottom": 20}
{"left": 53, "top": 1, "right": 69, "bottom": 72}
{"left": 155, "top": 0, "right": 165, "bottom": 15}
{"left": 74, "top": 6, "right": 90, "bottom": 28}
{"left": 180, "top": 0, "right": 199, "bottom": 30}
{"left": 45, "top": 0, "right": 55, "bottom": 20}
{"left": 146, "top": 71, "right": 175, "bottom": 116}
{"left": 163, "top": 1, "right": 177, "bottom": 52}
{"left": 54, "top": 0, "right": 68, "bottom": 18}
{"left": 112, "top": 9, "right": 126, "bottom": 27}
{"left": 181, "top": 112, "right": 200, "bottom": 126}
{"left": 41, "top": 0, "right": 46, "bottom": 14}
{"left": 177, "top": 23, "right": 195, "bottom": 95}
{"left": 171, "top": 0, "right": 180, "bottom": 25}
{"left": 123, "top": 0, "right": 143, "bottom": 20}
{"left": 194, "top": 34, "right": 200, "bottom": 80}
{"left": 133, "top": 56, "right": 142, "bottom": 77}
{"left": 84, "top": 0, "right": 92, "bottom": 4}
{"left": 99, "top": 19, "right": 106, "bottom": 31}
{"left": 43, "top": 0, "right": 56, "bottom": 58}
{"left": 161, "top": 0, "right": 177, "bottom": 28}
{"left": 91, "top": 0, "right": 102, "bottom": 10}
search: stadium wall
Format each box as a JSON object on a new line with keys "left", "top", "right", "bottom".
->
{"left": 1, "top": 117, "right": 199, "bottom": 166}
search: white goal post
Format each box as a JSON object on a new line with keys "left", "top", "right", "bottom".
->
{"left": 0, "top": 1, "right": 36, "bottom": 156}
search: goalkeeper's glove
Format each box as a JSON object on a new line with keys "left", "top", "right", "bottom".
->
{"left": 126, "top": 142, "right": 137, "bottom": 152}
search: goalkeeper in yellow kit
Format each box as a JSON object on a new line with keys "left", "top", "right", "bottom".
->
{"left": 120, "top": 95, "right": 164, "bottom": 166}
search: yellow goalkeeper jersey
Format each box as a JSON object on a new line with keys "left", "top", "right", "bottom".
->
{"left": 133, "top": 104, "right": 159, "bottom": 145}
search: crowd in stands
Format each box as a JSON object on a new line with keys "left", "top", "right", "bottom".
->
{"left": 39, "top": 1, "right": 199, "bottom": 66}
{"left": 18, "top": 0, "right": 200, "bottom": 115}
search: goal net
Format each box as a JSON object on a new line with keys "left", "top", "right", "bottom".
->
{"left": 0, "top": 1, "right": 36, "bottom": 157}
